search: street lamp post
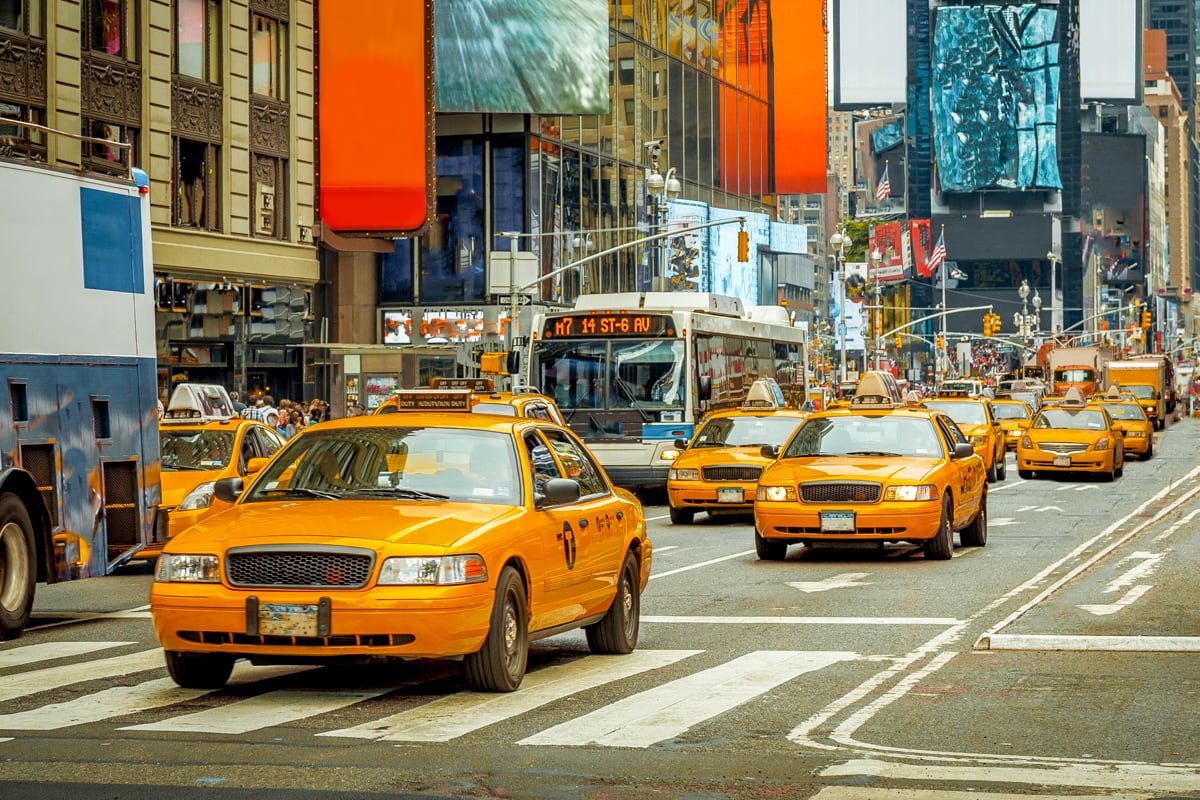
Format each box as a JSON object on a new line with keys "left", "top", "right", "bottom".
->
{"left": 1047, "top": 249, "right": 1059, "bottom": 335}
{"left": 867, "top": 246, "right": 882, "bottom": 371}
{"left": 646, "top": 160, "right": 681, "bottom": 291}
{"left": 829, "top": 228, "right": 849, "bottom": 382}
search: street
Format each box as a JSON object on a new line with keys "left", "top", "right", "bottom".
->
{"left": 2, "top": 419, "right": 1199, "bottom": 799}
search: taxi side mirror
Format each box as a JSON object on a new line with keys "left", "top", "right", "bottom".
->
{"left": 760, "top": 444, "right": 779, "bottom": 459}
{"left": 951, "top": 442, "right": 975, "bottom": 460}
{"left": 674, "top": 437, "right": 689, "bottom": 451}
{"left": 213, "top": 476, "right": 245, "bottom": 503}
{"left": 1017, "top": 419, "right": 1031, "bottom": 430}
{"left": 537, "top": 477, "right": 581, "bottom": 508}
{"left": 246, "top": 457, "right": 270, "bottom": 474}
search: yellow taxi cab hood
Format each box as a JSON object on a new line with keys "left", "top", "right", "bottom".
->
{"left": 166, "top": 502, "right": 518, "bottom": 552}
{"left": 160, "top": 470, "right": 223, "bottom": 507}
{"left": 776, "top": 458, "right": 939, "bottom": 484}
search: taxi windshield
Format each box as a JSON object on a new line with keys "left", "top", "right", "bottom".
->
{"left": 160, "top": 429, "right": 235, "bottom": 471}
{"left": 922, "top": 400, "right": 987, "bottom": 426}
{"left": 1092, "top": 403, "right": 1145, "bottom": 421}
{"left": 991, "top": 403, "right": 1030, "bottom": 420}
{"left": 692, "top": 415, "right": 804, "bottom": 448}
{"left": 1033, "top": 408, "right": 1108, "bottom": 430}
{"left": 784, "top": 416, "right": 943, "bottom": 459}
{"left": 244, "top": 427, "right": 520, "bottom": 505}
{"left": 1123, "top": 385, "right": 1155, "bottom": 399}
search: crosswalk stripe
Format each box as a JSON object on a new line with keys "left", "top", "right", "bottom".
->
{"left": 518, "top": 650, "right": 857, "bottom": 748}
{"left": 119, "top": 688, "right": 389, "bottom": 734}
{"left": 0, "top": 650, "right": 164, "bottom": 703}
{"left": 320, "top": 649, "right": 703, "bottom": 743}
{"left": 0, "top": 663, "right": 313, "bottom": 731}
{"left": 0, "top": 641, "right": 134, "bottom": 669}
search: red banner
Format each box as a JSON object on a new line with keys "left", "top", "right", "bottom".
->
{"left": 910, "top": 219, "right": 933, "bottom": 278}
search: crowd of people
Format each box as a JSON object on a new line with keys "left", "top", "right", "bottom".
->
{"left": 233, "top": 391, "right": 333, "bottom": 439}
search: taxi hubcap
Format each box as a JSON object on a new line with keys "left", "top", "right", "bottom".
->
{"left": 502, "top": 601, "right": 519, "bottom": 664}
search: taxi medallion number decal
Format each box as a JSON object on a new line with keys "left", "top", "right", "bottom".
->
{"left": 717, "top": 487, "right": 744, "bottom": 503}
{"left": 820, "top": 511, "right": 855, "bottom": 532}
{"left": 258, "top": 603, "right": 319, "bottom": 637}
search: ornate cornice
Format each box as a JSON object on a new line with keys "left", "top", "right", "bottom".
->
{"left": 250, "top": 0, "right": 290, "bottom": 20}
{"left": 171, "top": 76, "right": 224, "bottom": 143}
{"left": 82, "top": 55, "right": 142, "bottom": 123}
{"left": 250, "top": 97, "right": 289, "bottom": 157}
{"left": 0, "top": 31, "right": 47, "bottom": 104}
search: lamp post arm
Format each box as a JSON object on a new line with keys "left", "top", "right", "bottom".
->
{"left": 878, "top": 304, "right": 996, "bottom": 342}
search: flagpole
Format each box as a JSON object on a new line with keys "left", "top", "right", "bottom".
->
{"left": 938, "top": 225, "right": 947, "bottom": 385}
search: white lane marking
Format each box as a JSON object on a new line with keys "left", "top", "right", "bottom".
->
{"left": 810, "top": 788, "right": 1142, "bottom": 800}
{"left": 988, "top": 517, "right": 1020, "bottom": 526}
{"left": 652, "top": 545, "right": 679, "bottom": 553}
{"left": 1078, "top": 584, "right": 1152, "bottom": 615}
{"left": 0, "top": 641, "right": 134, "bottom": 669}
{"left": 519, "top": 650, "right": 857, "bottom": 749}
{"left": 0, "top": 738, "right": 10, "bottom": 744}
{"left": 643, "top": 616, "right": 959, "bottom": 625}
{"left": 0, "top": 663, "right": 311, "bottom": 731}
{"left": 787, "top": 573, "right": 872, "bottom": 593}
{"left": 0, "top": 650, "right": 164, "bottom": 703}
{"left": 120, "top": 688, "right": 388, "bottom": 734}
{"left": 982, "top": 634, "right": 1200, "bottom": 652}
{"left": 1102, "top": 551, "right": 1164, "bottom": 593}
{"left": 649, "top": 550, "right": 755, "bottom": 579}
{"left": 1154, "top": 508, "right": 1200, "bottom": 543}
{"left": 321, "top": 650, "right": 702, "bottom": 743}
{"left": 822, "top": 758, "right": 1200, "bottom": 793}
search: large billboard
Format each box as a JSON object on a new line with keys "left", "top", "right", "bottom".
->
{"left": 931, "top": 4, "right": 1061, "bottom": 193}
{"left": 771, "top": 0, "right": 828, "bottom": 193}
{"left": 434, "top": 0, "right": 609, "bottom": 114}
{"left": 1079, "top": 0, "right": 1142, "bottom": 103}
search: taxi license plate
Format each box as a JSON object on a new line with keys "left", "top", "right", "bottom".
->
{"left": 820, "top": 511, "right": 855, "bottom": 532}
{"left": 717, "top": 487, "right": 744, "bottom": 503}
{"left": 1053, "top": 455, "right": 1071, "bottom": 467}
{"left": 258, "top": 603, "right": 318, "bottom": 637}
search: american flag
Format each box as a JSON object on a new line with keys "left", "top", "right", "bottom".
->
{"left": 928, "top": 228, "right": 947, "bottom": 280}
{"left": 875, "top": 163, "right": 891, "bottom": 202}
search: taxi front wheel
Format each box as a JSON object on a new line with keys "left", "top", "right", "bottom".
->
{"left": 586, "top": 550, "right": 640, "bottom": 654}
{"left": 464, "top": 566, "right": 528, "bottom": 692}
{"left": 755, "top": 528, "right": 787, "bottom": 561}
{"left": 165, "top": 650, "right": 235, "bottom": 689}
{"left": 923, "top": 497, "right": 954, "bottom": 560}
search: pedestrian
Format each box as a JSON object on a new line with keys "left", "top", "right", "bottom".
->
{"left": 275, "top": 411, "right": 295, "bottom": 439}
{"left": 309, "top": 399, "right": 326, "bottom": 425}
{"left": 229, "top": 390, "right": 246, "bottom": 414}
{"left": 289, "top": 409, "right": 306, "bottom": 433}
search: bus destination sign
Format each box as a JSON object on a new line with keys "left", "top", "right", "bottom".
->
{"left": 541, "top": 312, "right": 675, "bottom": 339}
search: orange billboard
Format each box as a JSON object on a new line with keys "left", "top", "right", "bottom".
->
{"left": 771, "top": 1, "right": 827, "bottom": 193}
{"left": 318, "top": 0, "right": 434, "bottom": 234}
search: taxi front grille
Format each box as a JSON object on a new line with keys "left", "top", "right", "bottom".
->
{"left": 226, "top": 546, "right": 375, "bottom": 588}
{"left": 178, "top": 631, "right": 414, "bottom": 648}
{"left": 800, "top": 482, "right": 881, "bottom": 504}
{"left": 702, "top": 465, "right": 762, "bottom": 482}
{"left": 1037, "top": 442, "right": 1089, "bottom": 454}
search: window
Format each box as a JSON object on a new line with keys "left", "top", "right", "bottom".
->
{"left": 88, "top": 0, "right": 129, "bottom": 58}
{"left": 176, "top": 0, "right": 220, "bottom": 82}
{"left": 0, "top": 0, "right": 42, "bottom": 35}
{"left": 253, "top": 154, "right": 287, "bottom": 238}
{"left": 173, "top": 138, "right": 219, "bottom": 230}
{"left": 251, "top": 13, "right": 287, "bottom": 100}
{"left": 0, "top": 102, "right": 46, "bottom": 158}
{"left": 84, "top": 118, "right": 134, "bottom": 173}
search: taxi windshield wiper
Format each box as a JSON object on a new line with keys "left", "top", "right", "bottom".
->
{"left": 273, "top": 487, "right": 344, "bottom": 500}
{"left": 342, "top": 487, "right": 450, "bottom": 501}
{"left": 845, "top": 450, "right": 904, "bottom": 457}
{"left": 164, "top": 464, "right": 209, "bottom": 471}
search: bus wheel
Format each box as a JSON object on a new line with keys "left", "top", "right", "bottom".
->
{"left": 0, "top": 494, "right": 36, "bottom": 640}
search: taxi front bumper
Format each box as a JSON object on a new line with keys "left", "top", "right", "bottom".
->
{"left": 1017, "top": 446, "right": 1115, "bottom": 473}
{"left": 667, "top": 480, "right": 758, "bottom": 513}
{"left": 151, "top": 582, "right": 493, "bottom": 660}
{"left": 754, "top": 500, "right": 943, "bottom": 545}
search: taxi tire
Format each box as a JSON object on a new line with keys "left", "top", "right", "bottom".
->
{"left": 0, "top": 494, "right": 36, "bottom": 640}
{"left": 164, "top": 650, "right": 235, "bottom": 689}
{"left": 1144, "top": 440, "right": 1154, "bottom": 460}
{"left": 669, "top": 505, "right": 695, "bottom": 525}
{"left": 986, "top": 457, "right": 999, "bottom": 483}
{"left": 586, "top": 550, "right": 640, "bottom": 655}
{"left": 755, "top": 528, "right": 787, "bottom": 561}
{"left": 464, "top": 566, "right": 528, "bottom": 692}
{"left": 923, "top": 497, "right": 954, "bottom": 560}
{"left": 960, "top": 488, "right": 987, "bottom": 547}
{"left": 996, "top": 450, "right": 1007, "bottom": 481}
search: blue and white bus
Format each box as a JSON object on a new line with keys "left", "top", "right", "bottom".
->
{"left": 527, "top": 292, "right": 807, "bottom": 491}
{"left": 0, "top": 146, "right": 161, "bottom": 638}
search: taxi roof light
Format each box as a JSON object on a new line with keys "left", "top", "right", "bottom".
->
{"left": 850, "top": 371, "right": 904, "bottom": 407}
{"left": 1062, "top": 387, "right": 1087, "bottom": 408}
{"left": 162, "top": 383, "right": 237, "bottom": 424}
{"left": 740, "top": 378, "right": 787, "bottom": 411}
{"left": 388, "top": 389, "right": 475, "bottom": 412}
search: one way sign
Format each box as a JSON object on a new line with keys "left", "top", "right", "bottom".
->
{"left": 497, "top": 294, "right": 533, "bottom": 305}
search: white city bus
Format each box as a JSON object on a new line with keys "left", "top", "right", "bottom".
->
{"left": 527, "top": 292, "right": 807, "bottom": 491}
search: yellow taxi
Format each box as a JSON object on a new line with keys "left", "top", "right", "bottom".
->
{"left": 151, "top": 388, "right": 650, "bottom": 693}
{"left": 153, "top": 384, "right": 287, "bottom": 552}
{"left": 374, "top": 378, "right": 566, "bottom": 425}
{"left": 666, "top": 379, "right": 808, "bottom": 524}
{"left": 920, "top": 391, "right": 1007, "bottom": 482}
{"left": 753, "top": 372, "right": 987, "bottom": 561}
{"left": 990, "top": 398, "right": 1034, "bottom": 452}
{"left": 1088, "top": 386, "right": 1154, "bottom": 460}
{"left": 1016, "top": 388, "right": 1125, "bottom": 480}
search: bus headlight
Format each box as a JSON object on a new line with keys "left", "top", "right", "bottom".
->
{"left": 756, "top": 485, "right": 796, "bottom": 502}
{"left": 155, "top": 554, "right": 221, "bottom": 582}
{"left": 669, "top": 467, "right": 700, "bottom": 481}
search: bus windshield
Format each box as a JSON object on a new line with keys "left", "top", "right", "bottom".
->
{"left": 534, "top": 339, "right": 684, "bottom": 410}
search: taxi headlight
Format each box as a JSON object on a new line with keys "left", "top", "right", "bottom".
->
{"left": 1008, "top": 429, "right": 1022, "bottom": 436}
{"left": 884, "top": 484, "right": 939, "bottom": 502}
{"left": 378, "top": 555, "right": 488, "bottom": 585}
{"left": 1093, "top": 437, "right": 1110, "bottom": 451}
{"left": 969, "top": 435, "right": 986, "bottom": 447}
{"left": 155, "top": 554, "right": 220, "bottom": 583}
{"left": 756, "top": 485, "right": 796, "bottom": 502}
{"left": 669, "top": 467, "right": 700, "bottom": 481}
{"left": 177, "top": 482, "right": 216, "bottom": 511}
{"left": 1019, "top": 435, "right": 1033, "bottom": 450}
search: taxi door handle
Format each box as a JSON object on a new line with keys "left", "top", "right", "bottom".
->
{"left": 578, "top": 519, "right": 588, "bottom": 528}
{"left": 616, "top": 511, "right": 623, "bottom": 520}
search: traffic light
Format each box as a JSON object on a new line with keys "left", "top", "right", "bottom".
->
{"left": 936, "top": 335, "right": 945, "bottom": 350}
{"left": 1142, "top": 308, "right": 1152, "bottom": 329}
{"left": 982, "top": 313, "right": 991, "bottom": 337}
{"left": 990, "top": 312, "right": 1001, "bottom": 336}
{"left": 894, "top": 334, "right": 903, "bottom": 349}
{"left": 737, "top": 230, "right": 749, "bottom": 262}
